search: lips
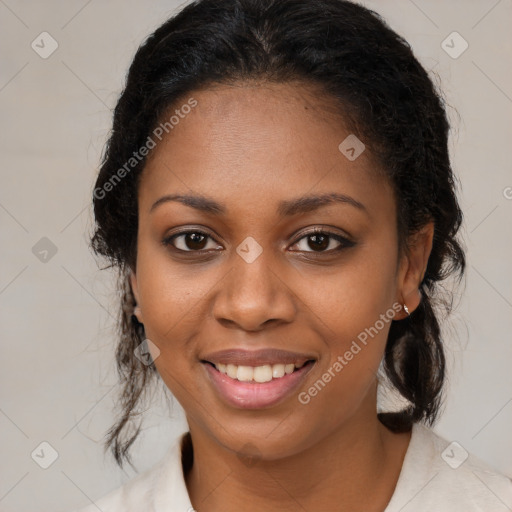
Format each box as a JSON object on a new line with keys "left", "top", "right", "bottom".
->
{"left": 202, "top": 348, "right": 315, "bottom": 367}
{"left": 211, "top": 361, "right": 307, "bottom": 383}
{"left": 201, "top": 348, "right": 316, "bottom": 409}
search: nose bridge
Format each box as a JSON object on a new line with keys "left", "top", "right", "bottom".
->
{"left": 213, "top": 239, "right": 296, "bottom": 330}
{"left": 234, "top": 250, "right": 275, "bottom": 299}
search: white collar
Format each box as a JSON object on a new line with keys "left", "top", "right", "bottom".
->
{"left": 147, "top": 432, "right": 193, "bottom": 511}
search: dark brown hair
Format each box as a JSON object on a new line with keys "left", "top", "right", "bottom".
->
{"left": 90, "top": 0, "right": 465, "bottom": 468}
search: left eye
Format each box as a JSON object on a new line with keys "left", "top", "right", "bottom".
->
{"left": 291, "top": 231, "right": 350, "bottom": 252}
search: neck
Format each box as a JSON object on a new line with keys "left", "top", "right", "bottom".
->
{"left": 184, "top": 389, "right": 411, "bottom": 512}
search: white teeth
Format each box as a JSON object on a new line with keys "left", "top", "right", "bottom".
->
{"left": 272, "top": 364, "right": 285, "bottom": 378}
{"left": 213, "top": 362, "right": 307, "bottom": 382}
{"left": 237, "top": 365, "right": 254, "bottom": 382}
{"left": 226, "top": 364, "right": 238, "bottom": 379}
{"left": 284, "top": 364, "right": 295, "bottom": 375}
{"left": 253, "top": 365, "right": 273, "bottom": 383}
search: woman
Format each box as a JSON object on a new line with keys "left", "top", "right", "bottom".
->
{"left": 75, "top": 0, "right": 512, "bottom": 510}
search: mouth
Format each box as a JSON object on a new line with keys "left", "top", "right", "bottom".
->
{"left": 203, "top": 360, "right": 313, "bottom": 383}
{"left": 200, "top": 349, "right": 316, "bottom": 409}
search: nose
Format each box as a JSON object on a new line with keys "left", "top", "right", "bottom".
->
{"left": 212, "top": 251, "right": 297, "bottom": 332}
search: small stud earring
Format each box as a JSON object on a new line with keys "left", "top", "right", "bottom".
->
{"left": 403, "top": 304, "right": 410, "bottom": 316}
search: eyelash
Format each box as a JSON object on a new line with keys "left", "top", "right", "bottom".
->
{"left": 161, "top": 227, "right": 355, "bottom": 255}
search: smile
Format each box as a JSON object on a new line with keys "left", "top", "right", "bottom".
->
{"left": 202, "top": 349, "right": 316, "bottom": 409}
{"left": 210, "top": 361, "right": 309, "bottom": 383}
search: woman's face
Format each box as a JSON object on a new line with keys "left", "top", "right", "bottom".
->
{"left": 130, "top": 81, "right": 423, "bottom": 459}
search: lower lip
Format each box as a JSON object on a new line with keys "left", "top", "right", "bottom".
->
{"left": 204, "top": 362, "right": 314, "bottom": 409}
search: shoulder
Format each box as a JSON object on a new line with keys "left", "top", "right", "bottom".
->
{"left": 69, "top": 460, "right": 162, "bottom": 512}
{"left": 69, "top": 434, "right": 193, "bottom": 512}
{"left": 386, "top": 423, "right": 512, "bottom": 512}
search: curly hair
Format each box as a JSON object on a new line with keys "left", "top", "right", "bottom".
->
{"left": 90, "top": 0, "right": 465, "bottom": 468}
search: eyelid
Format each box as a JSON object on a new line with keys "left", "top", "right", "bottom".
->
{"left": 288, "top": 227, "right": 355, "bottom": 251}
{"left": 162, "top": 226, "right": 355, "bottom": 254}
{"left": 162, "top": 227, "right": 224, "bottom": 252}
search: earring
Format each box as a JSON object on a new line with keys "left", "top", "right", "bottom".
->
{"left": 403, "top": 304, "right": 410, "bottom": 316}
{"left": 133, "top": 305, "right": 142, "bottom": 322}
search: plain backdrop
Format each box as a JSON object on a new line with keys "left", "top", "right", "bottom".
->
{"left": 0, "top": 1, "right": 511, "bottom": 511}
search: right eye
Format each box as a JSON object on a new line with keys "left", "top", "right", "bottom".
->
{"left": 162, "top": 230, "right": 223, "bottom": 252}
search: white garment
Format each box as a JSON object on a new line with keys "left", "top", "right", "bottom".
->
{"left": 72, "top": 423, "right": 512, "bottom": 512}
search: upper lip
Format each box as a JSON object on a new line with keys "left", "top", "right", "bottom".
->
{"left": 202, "top": 348, "right": 316, "bottom": 367}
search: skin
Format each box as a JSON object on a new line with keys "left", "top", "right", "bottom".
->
{"left": 130, "top": 81, "right": 433, "bottom": 512}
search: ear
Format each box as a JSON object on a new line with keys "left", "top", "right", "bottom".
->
{"left": 129, "top": 270, "right": 144, "bottom": 323}
{"left": 396, "top": 222, "right": 434, "bottom": 318}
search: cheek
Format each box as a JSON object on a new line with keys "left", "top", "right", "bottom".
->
{"left": 136, "top": 256, "right": 207, "bottom": 409}
{"left": 136, "top": 232, "right": 213, "bottom": 320}
{"left": 134, "top": 244, "right": 212, "bottom": 364}
{"left": 306, "top": 234, "right": 399, "bottom": 337}
{"left": 299, "top": 231, "right": 399, "bottom": 396}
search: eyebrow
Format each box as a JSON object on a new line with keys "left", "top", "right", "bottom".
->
{"left": 277, "top": 192, "right": 366, "bottom": 216}
{"left": 150, "top": 194, "right": 225, "bottom": 215}
{"left": 149, "top": 192, "right": 366, "bottom": 216}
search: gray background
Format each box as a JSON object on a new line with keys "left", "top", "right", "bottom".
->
{"left": 0, "top": 1, "right": 511, "bottom": 511}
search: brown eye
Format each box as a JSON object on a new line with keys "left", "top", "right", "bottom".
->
{"left": 163, "top": 231, "right": 222, "bottom": 252}
{"left": 183, "top": 232, "right": 207, "bottom": 250}
{"left": 290, "top": 229, "right": 355, "bottom": 253}
{"left": 307, "top": 233, "right": 330, "bottom": 251}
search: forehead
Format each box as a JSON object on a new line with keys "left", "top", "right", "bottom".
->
{"left": 139, "top": 82, "right": 393, "bottom": 219}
